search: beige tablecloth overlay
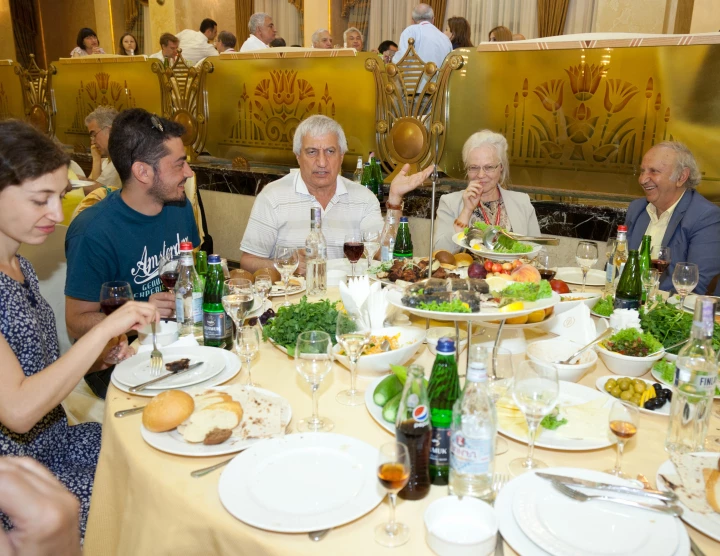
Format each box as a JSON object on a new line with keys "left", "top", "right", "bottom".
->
{"left": 84, "top": 289, "right": 720, "bottom": 555}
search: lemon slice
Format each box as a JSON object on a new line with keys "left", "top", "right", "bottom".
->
{"left": 500, "top": 301, "right": 524, "bottom": 313}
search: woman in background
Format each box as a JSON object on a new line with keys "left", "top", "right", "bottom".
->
{"left": 118, "top": 33, "right": 139, "bottom": 56}
{"left": 70, "top": 28, "right": 105, "bottom": 57}
{"left": 444, "top": 16, "right": 473, "bottom": 49}
{"left": 488, "top": 25, "right": 513, "bottom": 42}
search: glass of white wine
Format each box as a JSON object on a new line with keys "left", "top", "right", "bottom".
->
{"left": 576, "top": 241, "right": 599, "bottom": 292}
{"left": 273, "top": 246, "right": 299, "bottom": 307}
{"left": 335, "top": 310, "right": 370, "bottom": 406}
{"left": 295, "top": 330, "right": 334, "bottom": 432}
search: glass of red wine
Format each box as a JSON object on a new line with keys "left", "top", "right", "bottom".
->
{"left": 343, "top": 233, "right": 364, "bottom": 278}
{"left": 535, "top": 250, "right": 556, "bottom": 281}
{"left": 651, "top": 245, "right": 671, "bottom": 277}
{"left": 158, "top": 252, "right": 180, "bottom": 291}
{"left": 100, "top": 281, "right": 133, "bottom": 315}
{"left": 375, "top": 441, "right": 411, "bottom": 547}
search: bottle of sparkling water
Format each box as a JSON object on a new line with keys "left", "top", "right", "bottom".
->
{"left": 428, "top": 338, "right": 460, "bottom": 485}
{"left": 393, "top": 216, "right": 413, "bottom": 259}
{"left": 666, "top": 296, "right": 718, "bottom": 454}
{"left": 305, "top": 207, "right": 327, "bottom": 295}
{"left": 449, "top": 353, "right": 496, "bottom": 501}
{"left": 174, "top": 242, "right": 203, "bottom": 337}
{"left": 379, "top": 210, "right": 399, "bottom": 263}
{"left": 202, "top": 254, "right": 232, "bottom": 349}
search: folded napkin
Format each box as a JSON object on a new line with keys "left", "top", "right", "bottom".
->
{"left": 547, "top": 303, "right": 596, "bottom": 345}
{"left": 366, "top": 286, "right": 390, "bottom": 330}
{"left": 136, "top": 334, "right": 199, "bottom": 354}
{"left": 339, "top": 275, "right": 388, "bottom": 329}
{"left": 609, "top": 308, "right": 642, "bottom": 333}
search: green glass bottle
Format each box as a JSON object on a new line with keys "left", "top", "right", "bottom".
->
{"left": 195, "top": 251, "right": 208, "bottom": 288}
{"left": 613, "top": 249, "right": 642, "bottom": 310}
{"left": 639, "top": 235, "right": 652, "bottom": 303}
{"left": 202, "top": 254, "right": 232, "bottom": 349}
{"left": 371, "top": 155, "right": 384, "bottom": 203}
{"left": 360, "top": 162, "right": 372, "bottom": 192}
{"left": 428, "top": 337, "right": 461, "bottom": 485}
{"left": 393, "top": 216, "right": 413, "bottom": 259}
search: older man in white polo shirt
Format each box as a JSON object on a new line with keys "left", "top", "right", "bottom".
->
{"left": 240, "top": 12, "right": 276, "bottom": 52}
{"left": 240, "top": 115, "right": 433, "bottom": 274}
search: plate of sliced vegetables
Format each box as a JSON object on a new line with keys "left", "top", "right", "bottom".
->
{"left": 364, "top": 365, "right": 428, "bottom": 434}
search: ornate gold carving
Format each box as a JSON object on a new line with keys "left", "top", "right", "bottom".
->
{"left": 221, "top": 69, "right": 336, "bottom": 149}
{"left": 14, "top": 54, "right": 56, "bottom": 136}
{"left": 232, "top": 156, "right": 249, "bottom": 169}
{"left": 68, "top": 71, "right": 136, "bottom": 136}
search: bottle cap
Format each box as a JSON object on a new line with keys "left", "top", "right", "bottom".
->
{"left": 436, "top": 337, "right": 455, "bottom": 353}
{"left": 618, "top": 225, "right": 627, "bottom": 232}
{"left": 208, "top": 254, "right": 221, "bottom": 264}
{"left": 399, "top": 216, "right": 408, "bottom": 223}
{"left": 179, "top": 241, "right": 193, "bottom": 251}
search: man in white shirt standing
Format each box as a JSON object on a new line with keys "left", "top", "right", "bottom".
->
{"left": 175, "top": 19, "right": 219, "bottom": 64}
{"left": 393, "top": 3, "right": 452, "bottom": 68}
{"left": 239, "top": 13, "right": 277, "bottom": 52}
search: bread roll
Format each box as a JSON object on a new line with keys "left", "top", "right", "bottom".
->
{"left": 142, "top": 390, "right": 195, "bottom": 432}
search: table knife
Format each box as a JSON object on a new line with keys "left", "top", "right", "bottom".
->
{"left": 129, "top": 362, "right": 204, "bottom": 393}
{"left": 536, "top": 472, "right": 678, "bottom": 502}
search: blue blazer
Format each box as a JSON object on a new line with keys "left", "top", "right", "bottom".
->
{"left": 625, "top": 189, "right": 720, "bottom": 295}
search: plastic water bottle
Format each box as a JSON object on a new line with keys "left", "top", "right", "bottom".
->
{"left": 449, "top": 353, "right": 496, "bottom": 501}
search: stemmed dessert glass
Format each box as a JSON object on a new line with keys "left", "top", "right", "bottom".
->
{"left": 362, "top": 230, "right": 381, "bottom": 270}
{"left": 335, "top": 310, "right": 370, "bottom": 406}
{"left": 237, "top": 326, "right": 260, "bottom": 387}
{"left": 157, "top": 253, "right": 179, "bottom": 292}
{"left": 374, "top": 442, "right": 411, "bottom": 547}
{"left": 672, "top": 262, "right": 699, "bottom": 309}
{"left": 476, "top": 345, "right": 513, "bottom": 456}
{"left": 509, "top": 360, "right": 559, "bottom": 476}
{"left": 222, "top": 279, "right": 255, "bottom": 343}
{"left": 343, "top": 233, "right": 364, "bottom": 278}
{"left": 606, "top": 400, "right": 639, "bottom": 479}
{"left": 575, "top": 241, "right": 598, "bottom": 292}
{"left": 295, "top": 331, "right": 334, "bottom": 432}
{"left": 273, "top": 246, "right": 299, "bottom": 307}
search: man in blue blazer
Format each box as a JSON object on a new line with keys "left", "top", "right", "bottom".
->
{"left": 625, "top": 142, "right": 720, "bottom": 295}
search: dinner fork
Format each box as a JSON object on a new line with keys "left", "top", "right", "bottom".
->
{"left": 551, "top": 479, "right": 682, "bottom": 516}
{"left": 492, "top": 473, "right": 508, "bottom": 556}
{"left": 150, "top": 321, "right": 163, "bottom": 377}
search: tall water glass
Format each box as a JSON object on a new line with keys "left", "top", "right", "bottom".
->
{"left": 575, "top": 241, "right": 598, "bottom": 293}
{"left": 335, "top": 310, "right": 370, "bottom": 406}
{"left": 295, "top": 331, "right": 334, "bottom": 432}
{"left": 273, "top": 247, "right": 299, "bottom": 308}
{"left": 254, "top": 273, "right": 272, "bottom": 307}
{"left": 672, "top": 262, "right": 699, "bottom": 308}
{"left": 509, "top": 360, "right": 559, "bottom": 476}
{"left": 237, "top": 326, "right": 260, "bottom": 387}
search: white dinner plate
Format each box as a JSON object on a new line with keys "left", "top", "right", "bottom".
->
{"left": 365, "top": 374, "right": 395, "bottom": 434}
{"left": 218, "top": 433, "right": 384, "bottom": 532}
{"left": 386, "top": 288, "right": 560, "bottom": 323}
{"left": 595, "top": 375, "right": 670, "bottom": 416}
{"left": 111, "top": 348, "right": 241, "bottom": 397}
{"left": 69, "top": 179, "right": 95, "bottom": 188}
{"left": 140, "top": 385, "right": 292, "bottom": 457}
{"left": 657, "top": 452, "right": 720, "bottom": 542}
{"left": 113, "top": 346, "right": 226, "bottom": 389}
{"left": 554, "top": 267, "right": 605, "bottom": 287}
{"left": 495, "top": 467, "right": 690, "bottom": 556}
{"left": 268, "top": 278, "right": 306, "bottom": 298}
{"left": 506, "top": 469, "right": 682, "bottom": 556}
{"left": 452, "top": 232, "right": 543, "bottom": 261}
{"left": 497, "top": 381, "right": 615, "bottom": 451}
{"left": 683, "top": 294, "right": 720, "bottom": 313}
{"left": 247, "top": 298, "right": 271, "bottom": 320}
{"left": 650, "top": 366, "right": 720, "bottom": 399}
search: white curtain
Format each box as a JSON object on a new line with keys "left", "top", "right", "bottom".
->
{"left": 254, "top": 0, "right": 302, "bottom": 46}
{"left": 367, "top": 1, "right": 415, "bottom": 54}
{"left": 443, "top": 0, "right": 538, "bottom": 42}
{"left": 563, "top": 0, "right": 598, "bottom": 35}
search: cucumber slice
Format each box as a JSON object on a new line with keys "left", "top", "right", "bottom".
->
{"left": 373, "top": 374, "right": 403, "bottom": 406}
{"left": 382, "top": 391, "right": 402, "bottom": 424}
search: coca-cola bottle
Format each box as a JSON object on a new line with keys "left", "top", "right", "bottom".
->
{"left": 395, "top": 364, "right": 431, "bottom": 500}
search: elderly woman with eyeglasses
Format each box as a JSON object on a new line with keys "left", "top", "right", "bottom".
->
{"left": 433, "top": 130, "right": 540, "bottom": 253}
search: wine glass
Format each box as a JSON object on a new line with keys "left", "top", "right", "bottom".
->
{"left": 486, "top": 346, "right": 514, "bottom": 456}
{"left": 641, "top": 268, "right": 660, "bottom": 305}
{"left": 575, "top": 241, "right": 598, "bottom": 292}
{"left": 362, "top": 230, "right": 381, "bottom": 271}
{"left": 295, "top": 331, "right": 334, "bottom": 432}
{"left": 237, "top": 326, "right": 260, "bottom": 387}
{"left": 100, "top": 281, "right": 133, "bottom": 315}
{"left": 509, "top": 360, "right": 559, "bottom": 476}
{"left": 535, "top": 250, "right": 556, "bottom": 281}
{"left": 343, "top": 233, "right": 364, "bottom": 278}
{"left": 606, "top": 400, "right": 639, "bottom": 479}
{"left": 158, "top": 252, "right": 179, "bottom": 292}
{"left": 335, "top": 310, "right": 370, "bottom": 405}
{"left": 374, "top": 442, "right": 411, "bottom": 547}
{"left": 672, "top": 262, "right": 699, "bottom": 308}
{"left": 273, "top": 246, "right": 299, "bottom": 308}
{"left": 222, "top": 279, "right": 254, "bottom": 351}
{"left": 254, "top": 273, "right": 272, "bottom": 309}
{"left": 652, "top": 245, "right": 672, "bottom": 278}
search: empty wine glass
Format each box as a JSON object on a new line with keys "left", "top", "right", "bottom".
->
{"left": 362, "top": 230, "right": 381, "bottom": 270}
{"left": 641, "top": 268, "right": 660, "bottom": 305}
{"left": 237, "top": 326, "right": 260, "bottom": 387}
{"left": 576, "top": 241, "right": 599, "bottom": 292}
{"left": 672, "top": 262, "right": 699, "bottom": 308}
{"left": 273, "top": 246, "right": 299, "bottom": 308}
{"left": 509, "top": 360, "right": 559, "bottom": 476}
{"left": 375, "top": 441, "right": 411, "bottom": 547}
{"left": 335, "top": 310, "right": 370, "bottom": 406}
{"left": 343, "top": 233, "right": 364, "bottom": 278}
{"left": 606, "top": 400, "right": 639, "bottom": 479}
{"left": 295, "top": 331, "right": 334, "bottom": 432}
{"left": 254, "top": 273, "right": 272, "bottom": 308}
{"left": 158, "top": 252, "right": 179, "bottom": 292}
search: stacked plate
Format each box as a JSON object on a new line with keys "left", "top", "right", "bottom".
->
{"left": 496, "top": 468, "right": 689, "bottom": 556}
{"left": 111, "top": 346, "right": 241, "bottom": 397}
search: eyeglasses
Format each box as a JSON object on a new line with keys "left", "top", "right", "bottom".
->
{"left": 150, "top": 115, "right": 165, "bottom": 133}
{"left": 466, "top": 164, "right": 502, "bottom": 176}
{"left": 89, "top": 126, "right": 109, "bottom": 139}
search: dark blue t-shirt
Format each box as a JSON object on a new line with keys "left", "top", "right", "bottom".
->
{"left": 65, "top": 190, "right": 200, "bottom": 302}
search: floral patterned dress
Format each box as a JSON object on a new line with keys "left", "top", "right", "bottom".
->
{"left": 0, "top": 256, "right": 101, "bottom": 539}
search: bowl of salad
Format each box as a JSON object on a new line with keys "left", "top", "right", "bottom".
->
{"left": 595, "top": 328, "right": 665, "bottom": 377}
{"left": 332, "top": 326, "right": 426, "bottom": 376}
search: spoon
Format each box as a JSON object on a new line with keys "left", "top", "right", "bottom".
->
{"left": 558, "top": 328, "right": 614, "bottom": 364}
{"left": 190, "top": 457, "right": 233, "bottom": 478}
{"left": 380, "top": 339, "right": 391, "bottom": 352}
{"left": 308, "top": 529, "right": 330, "bottom": 541}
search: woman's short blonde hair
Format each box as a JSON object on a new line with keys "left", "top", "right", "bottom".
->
{"left": 461, "top": 130, "right": 510, "bottom": 184}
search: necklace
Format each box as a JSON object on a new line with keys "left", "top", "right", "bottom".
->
{"left": 477, "top": 188, "right": 503, "bottom": 226}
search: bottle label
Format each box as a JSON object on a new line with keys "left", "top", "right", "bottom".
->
{"left": 430, "top": 426, "right": 451, "bottom": 466}
{"left": 605, "top": 261, "right": 614, "bottom": 284}
{"left": 675, "top": 365, "right": 717, "bottom": 396}
{"left": 411, "top": 404, "right": 429, "bottom": 428}
{"left": 192, "top": 292, "right": 203, "bottom": 324}
{"left": 203, "top": 311, "right": 228, "bottom": 340}
{"left": 380, "top": 246, "right": 391, "bottom": 262}
{"left": 614, "top": 296, "right": 640, "bottom": 310}
{"left": 450, "top": 431, "right": 492, "bottom": 475}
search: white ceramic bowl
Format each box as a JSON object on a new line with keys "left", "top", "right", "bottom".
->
{"left": 426, "top": 327, "right": 468, "bottom": 356}
{"left": 332, "top": 326, "right": 425, "bottom": 376}
{"left": 424, "top": 496, "right": 497, "bottom": 556}
{"left": 526, "top": 339, "right": 597, "bottom": 382}
{"left": 595, "top": 344, "right": 664, "bottom": 377}
{"left": 138, "top": 320, "right": 179, "bottom": 346}
{"left": 556, "top": 292, "right": 601, "bottom": 314}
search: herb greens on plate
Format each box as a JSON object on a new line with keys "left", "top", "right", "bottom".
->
{"left": 640, "top": 298, "right": 720, "bottom": 354}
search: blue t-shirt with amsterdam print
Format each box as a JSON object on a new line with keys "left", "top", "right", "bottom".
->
{"left": 65, "top": 190, "right": 200, "bottom": 302}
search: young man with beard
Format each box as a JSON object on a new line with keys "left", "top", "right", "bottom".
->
{"left": 64, "top": 108, "right": 199, "bottom": 397}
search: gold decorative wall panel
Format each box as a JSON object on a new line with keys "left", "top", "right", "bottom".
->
{"left": 53, "top": 57, "right": 161, "bottom": 150}
{"left": 0, "top": 61, "right": 25, "bottom": 121}
{"left": 14, "top": 55, "right": 55, "bottom": 135}
{"left": 442, "top": 44, "right": 720, "bottom": 201}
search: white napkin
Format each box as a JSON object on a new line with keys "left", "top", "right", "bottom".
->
{"left": 339, "top": 275, "right": 388, "bottom": 329}
{"left": 609, "top": 308, "right": 642, "bottom": 333}
{"left": 547, "top": 303, "right": 596, "bottom": 345}
{"left": 366, "top": 286, "right": 390, "bottom": 330}
{"left": 339, "top": 275, "right": 371, "bottom": 316}
{"left": 136, "top": 334, "right": 199, "bottom": 354}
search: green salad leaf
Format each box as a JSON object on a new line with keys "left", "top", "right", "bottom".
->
{"left": 368, "top": 261, "right": 393, "bottom": 275}
{"left": 593, "top": 296, "right": 614, "bottom": 317}
{"left": 418, "top": 299, "right": 472, "bottom": 313}
{"left": 652, "top": 359, "right": 675, "bottom": 385}
{"left": 500, "top": 280, "right": 552, "bottom": 302}
{"left": 262, "top": 296, "right": 341, "bottom": 355}
{"left": 602, "top": 328, "right": 663, "bottom": 357}
{"left": 541, "top": 412, "right": 567, "bottom": 430}
{"left": 470, "top": 222, "right": 532, "bottom": 253}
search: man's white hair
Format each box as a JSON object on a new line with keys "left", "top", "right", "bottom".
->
{"left": 249, "top": 12, "right": 270, "bottom": 35}
{"left": 412, "top": 3, "right": 434, "bottom": 22}
{"left": 312, "top": 29, "right": 330, "bottom": 46}
{"left": 653, "top": 141, "right": 702, "bottom": 189}
{"left": 462, "top": 130, "right": 510, "bottom": 185}
{"left": 84, "top": 105, "right": 118, "bottom": 129}
{"left": 343, "top": 27, "right": 362, "bottom": 44}
{"left": 293, "top": 115, "right": 348, "bottom": 156}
